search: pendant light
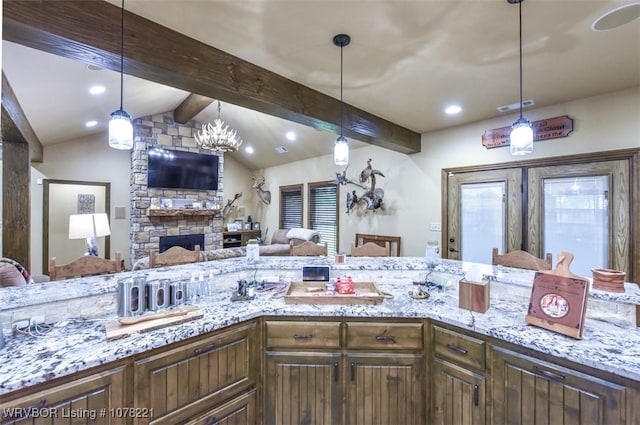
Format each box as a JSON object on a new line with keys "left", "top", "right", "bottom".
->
{"left": 508, "top": 0, "right": 533, "bottom": 155}
{"left": 333, "top": 34, "right": 351, "bottom": 166}
{"left": 108, "top": 0, "right": 133, "bottom": 150}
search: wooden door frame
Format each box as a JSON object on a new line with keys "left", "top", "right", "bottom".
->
{"left": 43, "top": 179, "right": 111, "bottom": 273}
{"left": 442, "top": 148, "right": 639, "bottom": 281}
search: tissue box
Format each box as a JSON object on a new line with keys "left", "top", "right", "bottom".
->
{"left": 459, "top": 279, "right": 490, "bottom": 313}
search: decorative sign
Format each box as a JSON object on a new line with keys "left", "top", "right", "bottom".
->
{"left": 482, "top": 115, "right": 573, "bottom": 149}
{"left": 77, "top": 194, "right": 95, "bottom": 214}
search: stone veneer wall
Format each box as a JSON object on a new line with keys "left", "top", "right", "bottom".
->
{"left": 130, "top": 111, "right": 223, "bottom": 262}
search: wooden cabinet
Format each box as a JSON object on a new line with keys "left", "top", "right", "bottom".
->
{"left": 491, "top": 345, "right": 627, "bottom": 425}
{"left": 0, "top": 365, "right": 126, "bottom": 425}
{"left": 222, "top": 230, "right": 261, "bottom": 248}
{"left": 133, "top": 321, "right": 259, "bottom": 425}
{"left": 183, "top": 390, "right": 257, "bottom": 425}
{"left": 264, "top": 319, "right": 425, "bottom": 425}
{"left": 431, "top": 325, "right": 487, "bottom": 425}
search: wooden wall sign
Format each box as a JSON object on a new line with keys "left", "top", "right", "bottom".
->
{"left": 482, "top": 115, "right": 573, "bottom": 149}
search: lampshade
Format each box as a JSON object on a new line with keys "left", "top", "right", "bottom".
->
{"left": 334, "top": 135, "right": 349, "bottom": 165}
{"left": 109, "top": 109, "right": 133, "bottom": 150}
{"left": 333, "top": 33, "right": 351, "bottom": 165}
{"left": 510, "top": 117, "right": 534, "bottom": 155}
{"left": 508, "top": 0, "right": 534, "bottom": 156}
{"left": 69, "top": 213, "right": 111, "bottom": 239}
{"left": 108, "top": 0, "right": 133, "bottom": 150}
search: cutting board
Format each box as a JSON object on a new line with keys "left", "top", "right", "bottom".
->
{"left": 525, "top": 252, "right": 590, "bottom": 339}
{"left": 105, "top": 305, "right": 203, "bottom": 341}
{"left": 284, "top": 281, "right": 385, "bottom": 305}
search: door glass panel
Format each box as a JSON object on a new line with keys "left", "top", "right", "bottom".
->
{"left": 543, "top": 176, "right": 609, "bottom": 277}
{"left": 460, "top": 182, "right": 506, "bottom": 264}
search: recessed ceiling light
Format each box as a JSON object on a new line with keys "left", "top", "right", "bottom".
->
{"left": 286, "top": 131, "right": 296, "bottom": 141}
{"left": 85, "top": 120, "right": 98, "bottom": 127}
{"left": 592, "top": 2, "right": 640, "bottom": 31}
{"left": 445, "top": 105, "right": 462, "bottom": 115}
{"left": 89, "top": 85, "right": 106, "bottom": 95}
{"left": 245, "top": 146, "right": 254, "bottom": 154}
{"left": 86, "top": 64, "right": 104, "bottom": 71}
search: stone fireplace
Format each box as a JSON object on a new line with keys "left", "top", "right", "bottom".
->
{"left": 130, "top": 112, "right": 223, "bottom": 262}
{"left": 159, "top": 234, "right": 205, "bottom": 253}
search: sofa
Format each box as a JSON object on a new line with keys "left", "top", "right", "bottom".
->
{"left": 0, "top": 258, "right": 49, "bottom": 287}
{"left": 132, "top": 228, "right": 321, "bottom": 270}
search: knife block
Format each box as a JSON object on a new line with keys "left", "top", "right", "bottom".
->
{"left": 459, "top": 278, "right": 490, "bottom": 313}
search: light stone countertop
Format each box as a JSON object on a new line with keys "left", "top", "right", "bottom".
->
{"left": 1, "top": 257, "right": 639, "bottom": 396}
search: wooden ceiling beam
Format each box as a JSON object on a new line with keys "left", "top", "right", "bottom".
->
{"left": 1, "top": 72, "right": 43, "bottom": 163}
{"left": 174, "top": 93, "right": 214, "bottom": 124}
{"left": 3, "top": 0, "right": 420, "bottom": 154}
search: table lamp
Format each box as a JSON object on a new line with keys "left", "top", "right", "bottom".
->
{"left": 68, "top": 213, "right": 111, "bottom": 256}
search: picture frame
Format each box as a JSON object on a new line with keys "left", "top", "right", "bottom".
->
{"left": 252, "top": 222, "right": 261, "bottom": 231}
{"left": 244, "top": 222, "right": 252, "bottom": 231}
{"left": 160, "top": 198, "right": 173, "bottom": 209}
{"left": 227, "top": 222, "right": 238, "bottom": 231}
{"left": 234, "top": 219, "right": 244, "bottom": 230}
{"left": 192, "top": 201, "right": 202, "bottom": 209}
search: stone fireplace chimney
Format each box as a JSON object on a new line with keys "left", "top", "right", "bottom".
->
{"left": 130, "top": 112, "right": 223, "bottom": 262}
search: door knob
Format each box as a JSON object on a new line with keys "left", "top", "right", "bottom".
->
{"left": 449, "top": 247, "right": 459, "bottom": 253}
{"left": 449, "top": 238, "right": 455, "bottom": 243}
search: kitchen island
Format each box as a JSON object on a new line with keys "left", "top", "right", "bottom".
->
{"left": 1, "top": 256, "right": 639, "bottom": 424}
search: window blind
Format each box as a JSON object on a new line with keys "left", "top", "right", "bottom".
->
{"left": 279, "top": 185, "right": 303, "bottom": 229}
{"left": 309, "top": 182, "right": 338, "bottom": 256}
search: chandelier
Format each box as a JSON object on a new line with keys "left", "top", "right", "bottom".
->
{"left": 194, "top": 100, "right": 243, "bottom": 152}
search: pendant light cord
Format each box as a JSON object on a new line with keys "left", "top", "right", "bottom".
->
{"left": 340, "top": 44, "right": 344, "bottom": 138}
{"left": 518, "top": 0, "right": 523, "bottom": 120}
{"left": 119, "top": 0, "right": 125, "bottom": 111}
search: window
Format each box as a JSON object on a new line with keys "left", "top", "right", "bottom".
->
{"left": 308, "top": 181, "right": 338, "bottom": 255}
{"left": 279, "top": 184, "right": 303, "bottom": 229}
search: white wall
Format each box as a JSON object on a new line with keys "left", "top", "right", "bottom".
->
{"left": 259, "top": 87, "right": 640, "bottom": 256}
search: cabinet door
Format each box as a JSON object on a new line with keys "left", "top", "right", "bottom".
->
{"left": 184, "top": 390, "right": 257, "bottom": 425}
{"left": 0, "top": 365, "right": 126, "bottom": 425}
{"left": 265, "top": 352, "right": 341, "bottom": 425}
{"left": 432, "top": 359, "right": 485, "bottom": 425}
{"left": 134, "top": 321, "right": 258, "bottom": 425}
{"left": 347, "top": 354, "right": 424, "bottom": 425}
{"left": 492, "top": 346, "right": 626, "bottom": 425}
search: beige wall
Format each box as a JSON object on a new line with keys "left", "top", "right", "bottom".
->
{"left": 260, "top": 87, "right": 640, "bottom": 256}
{"left": 221, "top": 155, "right": 258, "bottom": 226}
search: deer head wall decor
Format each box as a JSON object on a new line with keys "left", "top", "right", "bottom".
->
{"left": 252, "top": 177, "right": 272, "bottom": 205}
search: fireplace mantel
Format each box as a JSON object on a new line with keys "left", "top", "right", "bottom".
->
{"left": 146, "top": 208, "right": 221, "bottom": 217}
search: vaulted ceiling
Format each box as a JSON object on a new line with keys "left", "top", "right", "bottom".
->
{"left": 2, "top": 1, "right": 639, "bottom": 169}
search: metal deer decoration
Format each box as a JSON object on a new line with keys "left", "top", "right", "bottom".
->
{"left": 252, "top": 177, "right": 272, "bottom": 205}
{"left": 335, "top": 158, "right": 385, "bottom": 214}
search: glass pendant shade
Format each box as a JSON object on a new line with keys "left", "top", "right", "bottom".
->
{"left": 509, "top": 117, "right": 534, "bottom": 155}
{"left": 109, "top": 109, "right": 133, "bottom": 150}
{"left": 334, "top": 135, "right": 349, "bottom": 165}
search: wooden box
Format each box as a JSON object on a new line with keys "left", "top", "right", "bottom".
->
{"left": 458, "top": 279, "right": 490, "bottom": 313}
{"left": 284, "top": 281, "right": 385, "bottom": 305}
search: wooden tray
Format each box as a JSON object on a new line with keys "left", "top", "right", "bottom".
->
{"left": 105, "top": 306, "right": 203, "bottom": 341}
{"left": 284, "top": 281, "right": 385, "bottom": 305}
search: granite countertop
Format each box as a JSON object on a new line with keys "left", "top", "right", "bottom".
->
{"left": 1, "top": 257, "right": 640, "bottom": 396}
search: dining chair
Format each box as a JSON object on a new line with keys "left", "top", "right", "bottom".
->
{"left": 350, "top": 241, "right": 390, "bottom": 257}
{"left": 491, "top": 248, "right": 552, "bottom": 271}
{"left": 289, "top": 241, "right": 328, "bottom": 256}
{"left": 49, "top": 252, "right": 123, "bottom": 281}
{"left": 149, "top": 245, "right": 201, "bottom": 268}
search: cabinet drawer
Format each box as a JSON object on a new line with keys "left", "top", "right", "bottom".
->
{"left": 346, "top": 322, "right": 423, "bottom": 351}
{"left": 266, "top": 321, "right": 341, "bottom": 349}
{"left": 433, "top": 326, "right": 486, "bottom": 371}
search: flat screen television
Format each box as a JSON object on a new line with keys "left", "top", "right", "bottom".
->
{"left": 147, "top": 147, "right": 219, "bottom": 191}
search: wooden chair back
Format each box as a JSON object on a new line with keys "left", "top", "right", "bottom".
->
{"left": 149, "top": 245, "right": 201, "bottom": 268}
{"left": 350, "top": 241, "right": 390, "bottom": 257}
{"left": 289, "top": 241, "right": 328, "bottom": 256}
{"left": 355, "top": 233, "right": 401, "bottom": 256}
{"left": 49, "top": 252, "right": 122, "bottom": 281}
{"left": 491, "top": 248, "right": 552, "bottom": 271}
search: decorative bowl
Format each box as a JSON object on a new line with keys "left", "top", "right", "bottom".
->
{"left": 591, "top": 268, "right": 626, "bottom": 293}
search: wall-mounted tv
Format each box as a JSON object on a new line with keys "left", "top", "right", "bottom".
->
{"left": 147, "top": 147, "right": 219, "bottom": 191}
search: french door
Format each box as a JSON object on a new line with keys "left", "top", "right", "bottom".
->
{"left": 446, "top": 169, "right": 522, "bottom": 264}
{"left": 443, "top": 150, "right": 637, "bottom": 281}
